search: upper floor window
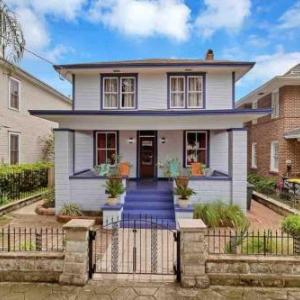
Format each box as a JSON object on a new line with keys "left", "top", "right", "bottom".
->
{"left": 169, "top": 74, "right": 204, "bottom": 109}
{"left": 96, "top": 131, "right": 118, "bottom": 165}
{"left": 271, "top": 89, "right": 279, "bottom": 118}
{"left": 102, "top": 76, "right": 136, "bottom": 109}
{"left": 185, "top": 131, "right": 208, "bottom": 167}
{"left": 270, "top": 141, "right": 279, "bottom": 172}
{"left": 9, "top": 132, "right": 20, "bottom": 164}
{"left": 252, "top": 100, "right": 258, "bottom": 124}
{"left": 251, "top": 142, "right": 257, "bottom": 169}
{"left": 9, "top": 77, "right": 20, "bottom": 110}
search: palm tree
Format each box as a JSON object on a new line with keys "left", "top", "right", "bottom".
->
{"left": 0, "top": 0, "right": 25, "bottom": 64}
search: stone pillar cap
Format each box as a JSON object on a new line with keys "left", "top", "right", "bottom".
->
{"left": 178, "top": 219, "right": 206, "bottom": 230}
{"left": 63, "top": 219, "right": 95, "bottom": 230}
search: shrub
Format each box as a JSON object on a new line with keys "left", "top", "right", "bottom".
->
{"left": 248, "top": 173, "right": 276, "bottom": 195}
{"left": 43, "top": 188, "right": 55, "bottom": 208}
{"left": 282, "top": 215, "right": 300, "bottom": 236}
{"left": 105, "top": 179, "right": 125, "bottom": 198}
{"left": 174, "top": 185, "right": 195, "bottom": 200}
{"left": 59, "top": 203, "right": 82, "bottom": 216}
{"left": 194, "top": 201, "right": 249, "bottom": 230}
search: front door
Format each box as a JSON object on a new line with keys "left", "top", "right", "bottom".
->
{"left": 139, "top": 131, "right": 157, "bottom": 178}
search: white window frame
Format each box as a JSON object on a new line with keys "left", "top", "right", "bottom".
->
{"left": 103, "top": 77, "right": 119, "bottom": 109}
{"left": 187, "top": 76, "right": 203, "bottom": 108}
{"left": 271, "top": 89, "right": 279, "bottom": 119}
{"left": 270, "top": 141, "right": 279, "bottom": 172}
{"left": 251, "top": 142, "right": 257, "bottom": 169}
{"left": 8, "top": 132, "right": 20, "bottom": 165}
{"left": 8, "top": 77, "right": 21, "bottom": 111}
{"left": 95, "top": 131, "right": 118, "bottom": 165}
{"left": 120, "top": 77, "right": 136, "bottom": 109}
{"left": 252, "top": 100, "right": 258, "bottom": 124}
{"left": 185, "top": 130, "right": 208, "bottom": 167}
{"left": 170, "top": 76, "right": 185, "bottom": 109}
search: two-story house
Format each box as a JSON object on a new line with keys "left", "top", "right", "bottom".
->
{"left": 30, "top": 50, "right": 269, "bottom": 218}
{"left": 0, "top": 59, "right": 71, "bottom": 164}
{"left": 237, "top": 64, "right": 300, "bottom": 179}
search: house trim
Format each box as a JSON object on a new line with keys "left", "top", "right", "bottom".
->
{"left": 8, "top": 76, "right": 21, "bottom": 111}
{"left": 100, "top": 73, "right": 138, "bottom": 110}
{"left": 72, "top": 74, "right": 75, "bottom": 110}
{"left": 232, "top": 72, "right": 235, "bottom": 108}
{"left": 8, "top": 131, "right": 21, "bottom": 165}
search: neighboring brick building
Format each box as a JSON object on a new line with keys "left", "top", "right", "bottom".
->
{"left": 237, "top": 65, "right": 300, "bottom": 179}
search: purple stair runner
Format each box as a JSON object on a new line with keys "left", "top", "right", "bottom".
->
{"left": 122, "top": 180, "right": 176, "bottom": 229}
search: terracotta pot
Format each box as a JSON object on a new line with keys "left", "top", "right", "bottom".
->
{"left": 119, "top": 162, "right": 130, "bottom": 177}
{"left": 177, "top": 198, "right": 189, "bottom": 208}
{"left": 106, "top": 197, "right": 119, "bottom": 206}
{"left": 176, "top": 176, "right": 189, "bottom": 188}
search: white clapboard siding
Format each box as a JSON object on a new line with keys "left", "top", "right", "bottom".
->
{"left": 119, "top": 131, "right": 137, "bottom": 177}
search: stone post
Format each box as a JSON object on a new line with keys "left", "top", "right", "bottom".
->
{"left": 59, "top": 219, "right": 95, "bottom": 286}
{"left": 178, "top": 219, "right": 209, "bottom": 288}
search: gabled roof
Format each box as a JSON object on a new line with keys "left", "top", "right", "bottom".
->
{"left": 236, "top": 64, "right": 300, "bottom": 107}
{"left": 0, "top": 58, "right": 71, "bottom": 105}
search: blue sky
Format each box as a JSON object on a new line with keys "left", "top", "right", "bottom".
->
{"left": 5, "top": 0, "right": 300, "bottom": 100}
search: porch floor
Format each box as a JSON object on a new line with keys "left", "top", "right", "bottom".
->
{"left": 123, "top": 180, "right": 176, "bottom": 228}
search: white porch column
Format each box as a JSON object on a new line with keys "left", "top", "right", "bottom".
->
{"left": 228, "top": 128, "right": 247, "bottom": 212}
{"left": 54, "top": 129, "right": 74, "bottom": 213}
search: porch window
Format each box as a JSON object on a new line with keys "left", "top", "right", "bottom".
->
{"left": 187, "top": 76, "right": 203, "bottom": 108}
{"left": 96, "top": 132, "right": 117, "bottom": 165}
{"left": 9, "top": 133, "right": 20, "bottom": 164}
{"left": 185, "top": 131, "right": 207, "bottom": 167}
{"left": 270, "top": 141, "right": 279, "bottom": 172}
{"left": 9, "top": 77, "right": 20, "bottom": 110}
{"left": 170, "top": 76, "right": 185, "bottom": 108}
{"left": 251, "top": 143, "right": 257, "bottom": 169}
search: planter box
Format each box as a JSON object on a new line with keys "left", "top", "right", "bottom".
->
{"left": 56, "top": 215, "right": 102, "bottom": 225}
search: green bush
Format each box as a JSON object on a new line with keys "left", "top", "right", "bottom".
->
{"left": 105, "top": 179, "right": 125, "bottom": 198}
{"left": 60, "top": 203, "right": 82, "bottom": 216}
{"left": 282, "top": 215, "right": 300, "bottom": 236}
{"left": 174, "top": 185, "right": 195, "bottom": 200}
{"left": 194, "top": 201, "right": 249, "bottom": 230}
{"left": 0, "top": 162, "right": 52, "bottom": 200}
{"left": 43, "top": 188, "right": 55, "bottom": 208}
{"left": 248, "top": 172, "right": 276, "bottom": 195}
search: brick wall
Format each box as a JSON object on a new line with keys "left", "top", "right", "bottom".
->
{"left": 246, "top": 86, "right": 300, "bottom": 179}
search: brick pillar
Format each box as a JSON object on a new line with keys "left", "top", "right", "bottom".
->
{"left": 59, "top": 219, "right": 95, "bottom": 286}
{"left": 178, "top": 219, "right": 209, "bottom": 288}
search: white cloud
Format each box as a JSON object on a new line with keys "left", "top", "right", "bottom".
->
{"left": 88, "top": 0, "right": 191, "bottom": 41}
{"left": 278, "top": 1, "right": 300, "bottom": 29}
{"left": 195, "top": 0, "right": 251, "bottom": 38}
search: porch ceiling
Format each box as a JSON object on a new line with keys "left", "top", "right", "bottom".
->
{"left": 30, "top": 109, "right": 270, "bottom": 130}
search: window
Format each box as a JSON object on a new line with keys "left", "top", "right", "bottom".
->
{"left": 103, "top": 76, "right": 136, "bottom": 109}
{"left": 185, "top": 131, "right": 208, "bottom": 167}
{"left": 96, "top": 132, "right": 117, "bottom": 165}
{"left": 169, "top": 74, "right": 204, "bottom": 109}
{"left": 252, "top": 100, "right": 257, "bottom": 124}
{"left": 271, "top": 90, "right": 279, "bottom": 118}
{"left": 270, "top": 141, "right": 279, "bottom": 172}
{"left": 9, "top": 133, "right": 20, "bottom": 164}
{"left": 9, "top": 78, "right": 20, "bottom": 110}
{"left": 251, "top": 143, "right": 257, "bottom": 169}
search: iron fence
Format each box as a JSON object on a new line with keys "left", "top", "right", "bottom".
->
{"left": 206, "top": 228, "right": 299, "bottom": 256}
{"left": 0, "top": 226, "right": 64, "bottom": 252}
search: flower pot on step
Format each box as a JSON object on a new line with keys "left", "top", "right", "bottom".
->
{"left": 106, "top": 197, "right": 119, "bottom": 206}
{"left": 177, "top": 198, "right": 189, "bottom": 208}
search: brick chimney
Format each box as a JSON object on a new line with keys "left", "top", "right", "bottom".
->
{"left": 205, "top": 49, "right": 214, "bottom": 60}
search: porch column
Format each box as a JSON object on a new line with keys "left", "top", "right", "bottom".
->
{"left": 54, "top": 129, "right": 74, "bottom": 213}
{"left": 228, "top": 128, "right": 247, "bottom": 212}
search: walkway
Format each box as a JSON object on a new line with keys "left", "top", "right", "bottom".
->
{"left": 0, "top": 282, "right": 300, "bottom": 299}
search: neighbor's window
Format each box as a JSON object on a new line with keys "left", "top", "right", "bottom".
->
{"left": 170, "top": 76, "right": 185, "bottom": 108}
{"left": 9, "top": 77, "right": 20, "bottom": 110}
{"left": 270, "top": 141, "right": 279, "bottom": 172}
{"left": 103, "top": 76, "right": 136, "bottom": 109}
{"left": 187, "top": 76, "right": 203, "bottom": 108}
{"left": 9, "top": 133, "right": 20, "bottom": 164}
{"left": 251, "top": 143, "right": 257, "bottom": 169}
{"left": 96, "top": 132, "right": 117, "bottom": 165}
{"left": 185, "top": 131, "right": 207, "bottom": 167}
{"left": 271, "top": 90, "right": 279, "bottom": 118}
{"left": 252, "top": 100, "right": 258, "bottom": 124}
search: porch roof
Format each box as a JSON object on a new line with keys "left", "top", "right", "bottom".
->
{"left": 30, "top": 108, "right": 270, "bottom": 130}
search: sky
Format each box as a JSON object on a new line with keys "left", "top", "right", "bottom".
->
{"left": 5, "top": 0, "right": 300, "bottom": 100}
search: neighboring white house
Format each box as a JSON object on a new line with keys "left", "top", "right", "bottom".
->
{"left": 0, "top": 59, "right": 71, "bottom": 164}
{"left": 30, "top": 51, "right": 270, "bottom": 214}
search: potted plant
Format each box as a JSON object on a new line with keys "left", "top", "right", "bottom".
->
{"left": 105, "top": 178, "right": 125, "bottom": 206}
{"left": 282, "top": 215, "right": 300, "bottom": 255}
{"left": 176, "top": 168, "right": 191, "bottom": 188}
{"left": 174, "top": 185, "right": 195, "bottom": 208}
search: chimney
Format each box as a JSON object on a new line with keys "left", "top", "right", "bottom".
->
{"left": 205, "top": 49, "right": 214, "bottom": 60}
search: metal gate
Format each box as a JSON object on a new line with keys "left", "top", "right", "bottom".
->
{"left": 89, "top": 216, "right": 180, "bottom": 280}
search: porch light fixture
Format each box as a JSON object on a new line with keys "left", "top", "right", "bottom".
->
{"left": 160, "top": 137, "right": 166, "bottom": 144}
{"left": 127, "top": 137, "right": 135, "bottom": 144}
